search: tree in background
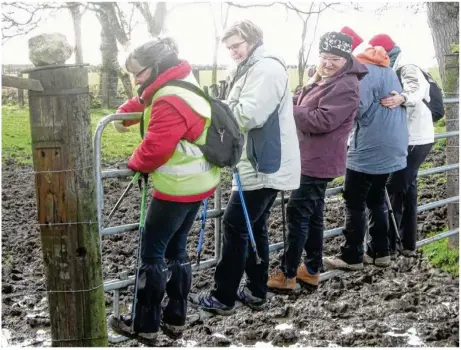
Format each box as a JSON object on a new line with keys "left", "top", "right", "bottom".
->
{"left": 210, "top": 2, "right": 231, "bottom": 86}
{"left": 67, "top": 2, "right": 87, "bottom": 64}
{"left": 427, "top": 2, "right": 459, "bottom": 249}
{"left": 427, "top": 2, "right": 459, "bottom": 85}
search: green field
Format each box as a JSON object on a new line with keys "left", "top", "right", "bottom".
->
{"left": 1, "top": 105, "right": 139, "bottom": 164}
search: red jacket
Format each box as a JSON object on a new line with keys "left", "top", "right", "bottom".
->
{"left": 118, "top": 60, "right": 215, "bottom": 202}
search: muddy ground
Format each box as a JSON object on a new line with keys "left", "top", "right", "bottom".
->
{"left": 2, "top": 146, "right": 458, "bottom": 347}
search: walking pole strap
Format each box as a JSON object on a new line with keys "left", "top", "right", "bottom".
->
{"left": 197, "top": 198, "right": 209, "bottom": 253}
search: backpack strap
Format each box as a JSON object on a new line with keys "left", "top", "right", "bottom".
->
{"left": 157, "top": 79, "right": 211, "bottom": 102}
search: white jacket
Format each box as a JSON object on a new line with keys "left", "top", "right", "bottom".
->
{"left": 226, "top": 46, "right": 301, "bottom": 191}
{"left": 393, "top": 54, "right": 434, "bottom": 146}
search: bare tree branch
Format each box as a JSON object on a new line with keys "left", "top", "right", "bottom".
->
{"left": 1, "top": 2, "right": 64, "bottom": 43}
{"left": 225, "top": 1, "right": 279, "bottom": 9}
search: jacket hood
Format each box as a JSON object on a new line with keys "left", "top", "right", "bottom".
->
{"left": 348, "top": 55, "right": 369, "bottom": 80}
{"left": 356, "top": 46, "right": 390, "bottom": 67}
{"left": 227, "top": 45, "right": 287, "bottom": 95}
{"left": 392, "top": 51, "right": 406, "bottom": 71}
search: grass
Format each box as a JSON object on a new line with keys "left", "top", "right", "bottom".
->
{"left": 2, "top": 105, "right": 143, "bottom": 164}
{"left": 421, "top": 227, "right": 459, "bottom": 277}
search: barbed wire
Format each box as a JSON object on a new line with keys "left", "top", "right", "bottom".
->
{"left": 2, "top": 282, "right": 104, "bottom": 300}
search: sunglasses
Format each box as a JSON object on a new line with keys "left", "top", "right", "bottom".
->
{"left": 226, "top": 41, "right": 246, "bottom": 52}
{"left": 319, "top": 55, "right": 344, "bottom": 62}
{"left": 134, "top": 66, "right": 150, "bottom": 79}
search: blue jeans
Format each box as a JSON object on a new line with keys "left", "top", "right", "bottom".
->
{"left": 282, "top": 175, "right": 331, "bottom": 278}
{"left": 212, "top": 188, "right": 278, "bottom": 307}
{"left": 133, "top": 198, "right": 201, "bottom": 333}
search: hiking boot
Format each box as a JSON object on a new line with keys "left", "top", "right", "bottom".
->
{"left": 401, "top": 249, "right": 416, "bottom": 257}
{"left": 188, "top": 291, "right": 235, "bottom": 316}
{"left": 364, "top": 253, "right": 391, "bottom": 267}
{"left": 236, "top": 286, "right": 266, "bottom": 311}
{"left": 323, "top": 254, "right": 364, "bottom": 271}
{"left": 160, "top": 321, "right": 185, "bottom": 340}
{"left": 296, "top": 264, "right": 320, "bottom": 287}
{"left": 109, "top": 315, "right": 158, "bottom": 345}
{"left": 267, "top": 269, "right": 296, "bottom": 291}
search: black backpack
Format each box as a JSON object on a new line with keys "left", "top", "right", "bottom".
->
{"left": 396, "top": 65, "right": 445, "bottom": 123}
{"left": 158, "top": 79, "right": 244, "bottom": 168}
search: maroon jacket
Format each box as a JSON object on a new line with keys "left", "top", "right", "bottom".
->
{"left": 294, "top": 57, "right": 368, "bottom": 179}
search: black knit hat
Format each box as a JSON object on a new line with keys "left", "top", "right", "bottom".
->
{"left": 319, "top": 31, "right": 353, "bottom": 59}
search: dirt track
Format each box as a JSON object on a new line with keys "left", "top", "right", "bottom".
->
{"left": 1, "top": 146, "right": 458, "bottom": 347}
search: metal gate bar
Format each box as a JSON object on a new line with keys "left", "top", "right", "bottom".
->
{"left": 93, "top": 107, "right": 459, "bottom": 344}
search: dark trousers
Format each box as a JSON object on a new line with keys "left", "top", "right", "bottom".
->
{"left": 341, "top": 168, "right": 390, "bottom": 263}
{"left": 212, "top": 188, "right": 278, "bottom": 307}
{"left": 387, "top": 143, "right": 433, "bottom": 252}
{"left": 133, "top": 198, "right": 201, "bottom": 333}
{"left": 282, "top": 175, "right": 331, "bottom": 278}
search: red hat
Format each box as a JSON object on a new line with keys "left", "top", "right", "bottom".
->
{"left": 369, "top": 34, "right": 395, "bottom": 52}
{"left": 340, "top": 26, "right": 363, "bottom": 52}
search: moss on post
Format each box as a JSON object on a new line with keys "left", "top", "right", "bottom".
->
{"left": 442, "top": 49, "right": 459, "bottom": 249}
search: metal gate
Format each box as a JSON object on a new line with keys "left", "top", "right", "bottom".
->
{"left": 93, "top": 103, "right": 459, "bottom": 343}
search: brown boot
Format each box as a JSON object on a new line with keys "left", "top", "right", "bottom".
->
{"left": 296, "top": 264, "right": 320, "bottom": 287}
{"left": 267, "top": 269, "right": 296, "bottom": 291}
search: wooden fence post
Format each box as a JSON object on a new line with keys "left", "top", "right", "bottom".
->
{"left": 443, "top": 52, "right": 459, "bottom": 248}
{"left": 17, "top": 72, "right": 24, "bottom": 108}
{"left": 27, "top": 64, "right": 108, "bottom": 347}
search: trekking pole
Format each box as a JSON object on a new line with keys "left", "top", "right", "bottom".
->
{"left": 233, "top": 168, "right": 261, "bottom": 265}
{"left": 196, "top": 198, "right": 209, "bottom": 266}
{"left": 384, "top": 187, "right": 403, "bottom": 253}
{"left": 281, "top": 191, "right": 287, "bottom": 258}
{"left": 104, "top": 172, "right": 141, "bottom": 227}
{"left": 131, "top": 173, "right": 148, "bottom": 332}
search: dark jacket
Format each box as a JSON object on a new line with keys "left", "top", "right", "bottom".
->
{"left": 293, "top": 56, "right": 368, "bottom": 179}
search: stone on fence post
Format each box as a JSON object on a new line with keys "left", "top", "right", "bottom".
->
{"left": 443, "top": 52, "right": 459, "bottom": 249}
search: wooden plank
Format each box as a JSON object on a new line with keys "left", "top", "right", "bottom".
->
{"left": 2, "top": 74, "right": 44, "bottom": 91}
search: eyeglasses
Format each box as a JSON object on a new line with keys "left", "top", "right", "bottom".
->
{"left": 226, "top": 41, "right": 246, "bottom": 52}
{"left": 319, "top": 55, "right": 344, "bottom": 62}
{"left": 134, "top": 66, "right": 150, "bottom": 79}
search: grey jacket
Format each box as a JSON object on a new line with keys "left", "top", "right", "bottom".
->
{"left": 347, "top": 63, "right": 409, "bottom": 174}
{"left": 226, "top": 45, "right": 301, "bottom": 191}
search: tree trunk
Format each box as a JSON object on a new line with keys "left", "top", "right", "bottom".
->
{"left": 211, "top": 37, "right": 219, "bottom": 86}
{"left": 297, "top": 19, "right": 308, "bottom": 87}
{"left": 119, "top": 69, "right": 133, "bottom": 99}
{"left": 69, "top": 3, "right": 84, "bottom": 64}
{"left": 98, "top": 9, "right": 119, "bottom": 109}
{"left": 427, "top": 2, "right": 459, "bottom": 85}
{"left": 444, "top": 52, "right": 459, "bottom": 249}
{"left": 142, "top": 2, "right": 167, "bottom": 37}
{"left": 427, "top": 2, "right": 459, "bottom": 248}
